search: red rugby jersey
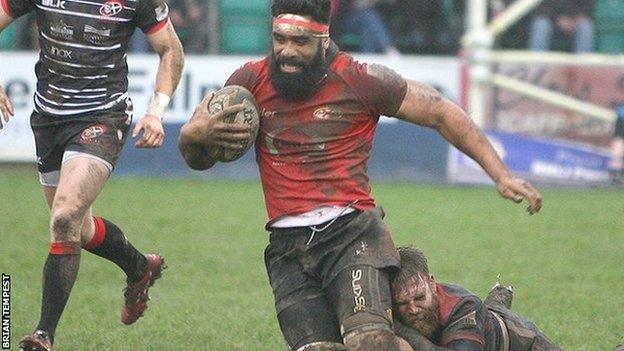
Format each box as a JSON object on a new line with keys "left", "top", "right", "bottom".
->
{"left": 225, "top": 44, "right": 408, "bottom": 225}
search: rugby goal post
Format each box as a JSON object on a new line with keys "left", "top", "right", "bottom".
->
{"left": 450, "top": 0, "right": 621, "bottom": 186}
{"left": 462, "top": 0, "right": 621, "bottom": 128}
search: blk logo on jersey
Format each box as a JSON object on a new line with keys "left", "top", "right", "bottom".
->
{"left": 100, "top": 0, "right": 124, "bottom": 17}
{"left": 42, "top": 0, "right": 66, "bottom": 9}
{"left": 80, "top": 125, "right": 107, "bottom": 143}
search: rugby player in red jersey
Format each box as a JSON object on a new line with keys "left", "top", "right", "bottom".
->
{"left": 179, "top": 1, "right": 542, "bottom": 350}
{"left": 0, "top": 0, "right": 184, "bottom": 349}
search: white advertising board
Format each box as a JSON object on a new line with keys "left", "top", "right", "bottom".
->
{"left": 0, "top": 52, "right": 459, "bottom": 161}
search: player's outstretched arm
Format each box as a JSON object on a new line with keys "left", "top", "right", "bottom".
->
{"left": 132, "top": 20, "right": 184, "bottom": 148}
{"left": 178, "top": 93, "right": 249, "bottom": 170}
{"left": 395, "top": 80, "right": 542, "bottom": 215}
{"left": 394, "top": 319, "right": 482, "bottom": 351}
{"left": 0, "top": 8, "right": 15, "bottom": 130}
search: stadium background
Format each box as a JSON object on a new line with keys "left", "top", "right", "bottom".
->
{"left": 1, "top": 0, "right": 623, "bottom": 350}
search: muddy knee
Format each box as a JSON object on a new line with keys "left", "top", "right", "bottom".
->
{"left": 295, "top": 342, "right": 347, "bottom": 351}
{"left": 344, "top": 329, "right": 411, "bottom": 351}
{"left": 50, "top": 209, "right": 83, "bottom": 242}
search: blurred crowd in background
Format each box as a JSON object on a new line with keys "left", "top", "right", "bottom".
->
{"left": 2, "top": 0, "right": 623, "bottom": 56}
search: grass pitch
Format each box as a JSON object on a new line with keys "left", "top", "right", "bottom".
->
{"left": 1, "top": 164, "right": 622, "bottom": 350}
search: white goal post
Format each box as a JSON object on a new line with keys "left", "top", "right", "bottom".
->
{"left": 462, "top": 0, "right": 622, "bottom": 127}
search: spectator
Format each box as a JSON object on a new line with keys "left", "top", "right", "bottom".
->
{"left": 387, "top": 0, "right": 463, "bottom": 54}
{"left": 341, "top": 0, "right": 400, "bottom": 55}
{"left": 169, "top": 0, "right": 207, "bottom": 53}
{"left": 527, "top": 0, "right": 595, "bottom": 53}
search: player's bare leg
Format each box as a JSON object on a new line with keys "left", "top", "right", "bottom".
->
{"left": 20, "top": 157, "right": 109, "bottom": 350}
{"left": 19, "top": 155, "right": 162, "bottom": 350}
{"left": 43, "top": 164, "right": 164, "bottom": 325}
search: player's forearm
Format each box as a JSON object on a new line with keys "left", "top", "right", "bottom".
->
{"left": 178, "top": 139, "right": 216, "bottom": 170}
{"left": 178, "top": 124, "right": 216, "bottom": 170}
{"left": 436, "top": 104, "right": 511, "bottom": 183}
{"left": 394, "top": 321, "right": 450, "bottom": 351}
{"left": 154, "top": 41, "right": 184, "bottom": 96}
{"left": 394, "top": 320, "right": 483, "bottom": 351}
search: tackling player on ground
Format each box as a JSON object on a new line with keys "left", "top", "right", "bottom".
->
{"left": 392, "top": 247, "right": 563, "bottom": 350}
{"left": 0, "top": 0, "right": 183, "bottom": 350}
{"left": 179, "top": 0, "right": 542, "bottom": 350}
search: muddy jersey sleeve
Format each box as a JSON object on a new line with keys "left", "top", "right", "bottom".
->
{"left": 224, "top": 62, "right": 258, "bottom": 91}
{"left": 439, "top": 297, "right": 488, "bottom": 348}
{"left": 394, "top": 318, "right": 484, "bottom": 351}
{"left": 3, "top": 0, "right": 35, "bottom": 18}
{"left": 135, "top": 0, "right": 169, "bottom": 34}
{"left": 345, "top": 60, "right": 408, "bottom": 117}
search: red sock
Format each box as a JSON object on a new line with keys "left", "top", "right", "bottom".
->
{"left": 50, "top": 241, "right": 81, "bottom": 255}
{"left": 81, "top": 217, "right": 147, "bottom": 282}
{"left": 83, "top": 217, "right": 106, "bottom": 250}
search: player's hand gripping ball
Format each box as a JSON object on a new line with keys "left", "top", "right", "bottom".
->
{"left": 208, "top": 85, "right": 260, "bottom": 162}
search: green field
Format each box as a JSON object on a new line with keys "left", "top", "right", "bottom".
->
{"left": 1, "top": 165, "right": 623, "bottom": 350}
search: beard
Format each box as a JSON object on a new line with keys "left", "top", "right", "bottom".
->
{"left": 269, "top": 42, "right": 327, "bottom": 101}
{"left": 402, "top": 296, "right": 441, "bottom": 339}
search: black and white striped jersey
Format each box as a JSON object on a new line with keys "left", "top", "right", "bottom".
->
{"left": 2, "top": 0, "right": 169, "bottom": 116}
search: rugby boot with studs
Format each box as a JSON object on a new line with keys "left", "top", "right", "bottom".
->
{"left": 121, "top": 254, "right": 166, "bottom": 325}
{"left": 484, "top": 280, "right": 513, "bottom": 309}
{"left": 18, "top": 330, "right": 53, "bottom": 351}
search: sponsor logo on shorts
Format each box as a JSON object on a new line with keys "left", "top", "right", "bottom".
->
{"left": 50, "top": 21, "right": 74, "bottom": 40}
{"left": 80, "top": 125, "right": 107, "bottom": 143}
{"left": 351, "top": 269, "right": 366, "bottom": 313}
{"left": 100, "top": 0, "right": 124, "bottom": 17}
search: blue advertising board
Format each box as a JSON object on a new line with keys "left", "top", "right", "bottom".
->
{"left": 448, "top": 130, "right": 612, "bottom": 186}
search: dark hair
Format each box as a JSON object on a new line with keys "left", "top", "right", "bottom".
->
{"left": 393, "top": 247, "right": 430, "bottom": 286}
{"left": 271, "top": 0, "right": 331, "bottom": 25}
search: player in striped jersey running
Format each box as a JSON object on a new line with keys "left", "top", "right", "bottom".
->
{"left": 0, "top": 0, "right": 184, "bottom": 349}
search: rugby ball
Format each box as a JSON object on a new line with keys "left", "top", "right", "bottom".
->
{"left": 207, "top": 85, "right": 260, "bottom": 162}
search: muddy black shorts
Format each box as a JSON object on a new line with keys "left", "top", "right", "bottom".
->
{"left": 264, "top": 207, "right": 401, "bottom": 350}
{"left": 30, "top": 100, "right": 133, "bottom": 186}
{"left": 487, "top": 305, "right": 563, "bottom": 351}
